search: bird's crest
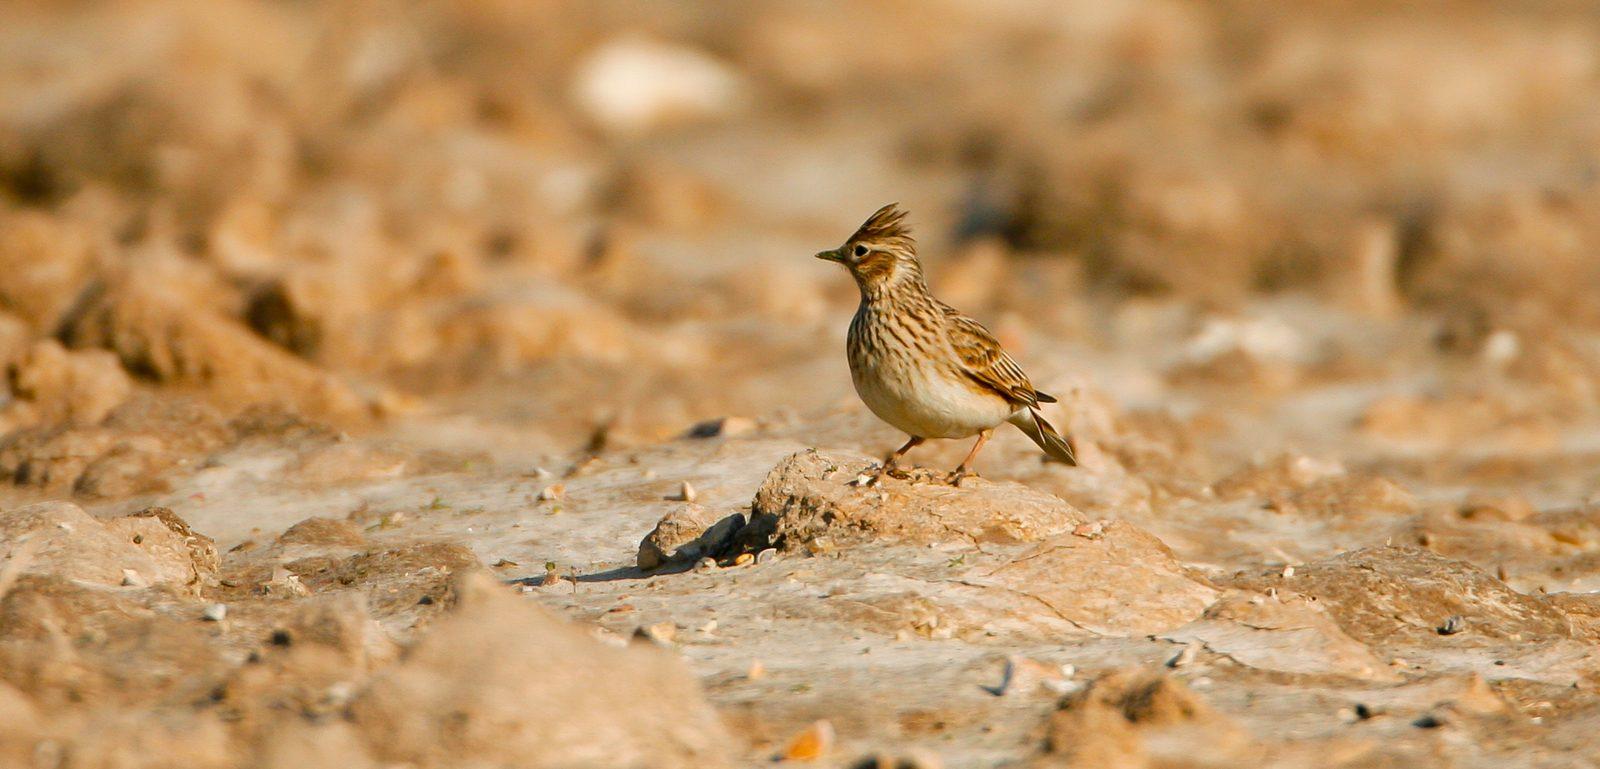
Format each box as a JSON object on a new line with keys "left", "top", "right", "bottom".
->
{"left": 849, "top": 203, "right": 915, "bottom": 250}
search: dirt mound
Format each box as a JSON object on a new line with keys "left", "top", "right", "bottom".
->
{"left": 352, "top": 572, "right": 732, "bottom": 769}
{"left": 741, "top": 449, "right": 1087, "bottom": 550}
{"left": 1040, "top": 669, "right": 1251, "bottom": 768}
{"left": 59, "top": 278, "right": 373, "bottom": 424}
{"left": 0, "top": 502, "right": 216, "bottom": 592}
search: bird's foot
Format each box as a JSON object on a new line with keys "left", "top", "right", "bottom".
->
{"left": 944, "top": 468, "right": 978, "bottom": 487}
{"left": 850, "top": 462, "right": 907, "bottom": 487}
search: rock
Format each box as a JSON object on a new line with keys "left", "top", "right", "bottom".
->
{"left": 636, "top": 504, "right": 744, "bottom": 571}
{"left": 274, "top": 542, "right": 482, "bottom": 619}
{"left": 103, "top": 506, "right": 220, "bottom": 592}
{"left": 6, "top": 340, "right": 131, "bottom": 428}
{"left": 571, "top": 36, "right": 744, "bottom": 135}
{"left": 739, "top": 450, "right": 1087, "bottom": 552}
{"left": 351, "top": 573, "right": 731, "bottom": 768}
{"left": 1041, "top": 669, "right": 1250, "bottom": 768}
{"left": 967, "top": 521, "right": 1218, "bottom": 636}
{"left": 0, "top": 502, "right": 216, "bottom": 593}
{"left": 1224, "top": 547, "right": 1572, "bottom": 647}
{"left": 1162, "top": 591, "right": 1396, "bottom": 680}
{"left": 0, "top": 210, "right": 96, "bottom": 331}
{"left": 57, "top": 278, "right": 371, "bottom": 424}
{"left": 779, "top": 719, "right": 835, "bottom": 762}
{"left": 684, "top": 416, "right": 757, "bottom": 439}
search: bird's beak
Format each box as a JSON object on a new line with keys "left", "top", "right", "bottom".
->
{"left": 815, "top": 248, "right": 844, "bottom": 263}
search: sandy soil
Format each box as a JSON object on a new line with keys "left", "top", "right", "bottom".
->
{"left": 5, "top": 1, "right": 1600, "bottom": 767}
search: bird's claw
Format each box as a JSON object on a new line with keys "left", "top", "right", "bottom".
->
{"left": 945, "top": 469, "right": 977, "bottom": 487}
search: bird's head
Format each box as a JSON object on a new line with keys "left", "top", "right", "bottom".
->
{"left": 815, "top": 203, "right": 924, "bottom": 295}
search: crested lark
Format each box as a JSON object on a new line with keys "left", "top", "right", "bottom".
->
{"left": 816, "top": 204, "right": 1077, "bottom": 485}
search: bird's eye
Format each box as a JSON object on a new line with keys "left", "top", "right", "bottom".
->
{"left": 852, "top": 244, "right": 868, "bottom": 257}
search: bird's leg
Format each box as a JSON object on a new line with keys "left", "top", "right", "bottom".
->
{"left": 875, "top": 436, "right": 923, "bottom": 481}
{"left": 946, "top": 429, "right": 992, "bottom": 486}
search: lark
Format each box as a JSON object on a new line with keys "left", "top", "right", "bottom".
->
{"left": 816, "top": 203, "right": 1077, "bottom": 485}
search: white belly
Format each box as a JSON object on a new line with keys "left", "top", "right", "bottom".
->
{"left": 850, "top": 355, "right": 1016, "bottom": 439}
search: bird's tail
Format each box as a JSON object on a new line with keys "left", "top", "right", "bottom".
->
{"left": 1009, "top": 408, "right": 1077, "bottom": 466}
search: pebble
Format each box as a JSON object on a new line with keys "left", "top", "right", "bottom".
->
{"left": 1166, "top": 642, "right": 1201, "bottom": 668}
{"left": 201, "top": 603, "right": 227, "bottom": 622}
{"left": 1437, "top": 614, "right": 1466, "bottom": 635}
{"left": 1071, "top": 521, "right": 1105, "bottom": 540}
{"left": 537, "top": 483, "right": 565, "bottom": 502}
{"left": 120, "top": 569, "right": 148, "bottom": 588}
{"left": 780, "top": 719, "right": 835, "bottom": 761}
{"left": 633, "top": 622, "right": 677, "bottom": 646}
{"left": 694, "top": 557, "right": 718, "bottom": 573}
{"left": 685, "top": 416, "right": 757, "bottom": 438}
{"left": 669, "top": 481, "right": 697, "bottom": 502}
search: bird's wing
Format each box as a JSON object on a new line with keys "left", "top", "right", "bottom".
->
{"left": 937, "top": 301, "right": 1043, "bottom": 407}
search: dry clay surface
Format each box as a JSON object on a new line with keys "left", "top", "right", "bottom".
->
{"left": 3, "top": 429, "right": 1598, "bottom": 768}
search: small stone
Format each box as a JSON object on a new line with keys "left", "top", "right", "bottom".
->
{"left": 698, "top": 619, "right": 717, "bottom": 635}
{"left": 685, "top": 416, "right": 757, "bottom": 438}
{"left": 1071, "top": 521, "right": 1105, "bottom": 540}
{"left": 1413, "top": 713, "right": 1446, "bottom": 729}
{"left": 201, "top": 603, "right": 227, "bottom": 622}
{"left": 694, "top": 557, "right": 718, "bottom": 573}
{"left": 1282, "top": 565, "right": 1295, "bottom": 579}
{"left": 805, "top": 536, "right": 835, "bottom": 556}
{"left": 537, "top": 484, "right": 565, "bottom": 502}
{"left": 668, "top": 480, "right": 697, "bottom": 503}
{"left": 1166, "top": 642, "right": 1201, "bottom": 668}
{"left": 780, "top": 719, "right": 835, "bottom": 762}
{"left": 260, "top": 565, "right": 311, "bottom": 597}
{"left": 493, "top": 558, "right": 519, "bottom": 568}
{"left": 120, "top": 569, "right": 148, "bottom": 588}
{"left": 1437, "top": 615, "right": 1466, "bottom": 635}
{"left": 637, "top": 505, "right": 744, "bottom": 570}
{"left": 633, "top": 621, "right": 676, "bottom": 646}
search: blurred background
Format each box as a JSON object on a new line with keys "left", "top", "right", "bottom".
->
{"left": 4, "top": 0, "right": 1600, "bottom": 486}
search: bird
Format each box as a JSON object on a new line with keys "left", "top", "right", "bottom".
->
{"left": 815, "top": 203, "right": 1077, "bottom": 485}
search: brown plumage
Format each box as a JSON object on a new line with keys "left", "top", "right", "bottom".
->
{"left": 816, "top": 203, "right": 1077, "bottom": 484}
